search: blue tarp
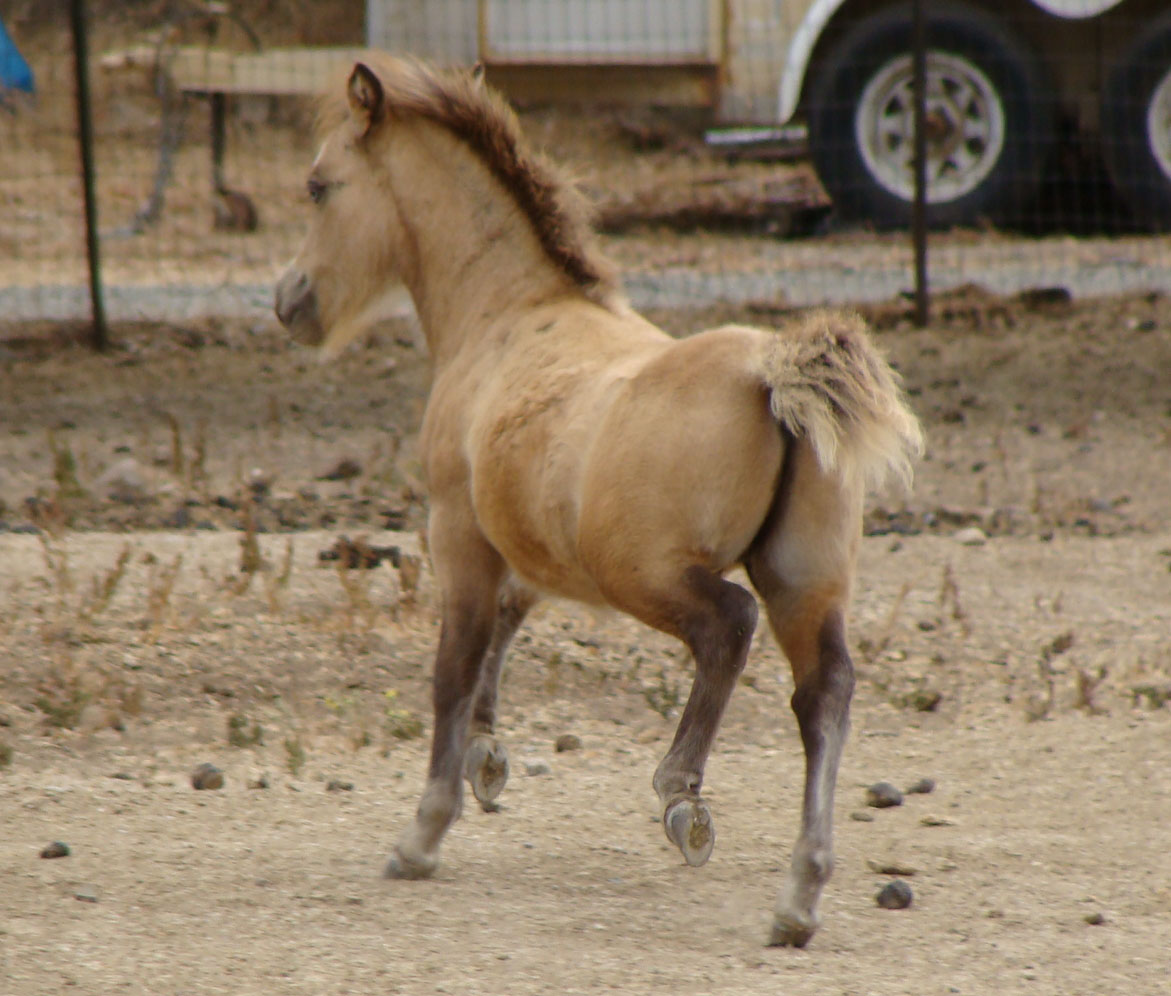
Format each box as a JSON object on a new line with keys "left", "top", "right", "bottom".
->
{"left": 0, "top": 15, "right": 35, "bottom": 94}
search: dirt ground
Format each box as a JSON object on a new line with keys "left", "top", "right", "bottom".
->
{"left": 1, "top": 291, "right": 1170, "bottom": 995}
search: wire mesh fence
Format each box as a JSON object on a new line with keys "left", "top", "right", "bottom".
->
{"left": 3, "top": 0, "right": 1171, "bottom": 341}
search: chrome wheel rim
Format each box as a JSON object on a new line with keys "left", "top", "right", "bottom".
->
{"left": 855, "top": 52, "right": 1006, "bottom": 204}
{"left": 1147, "top": 65, "right": 1171, "bottom": 182}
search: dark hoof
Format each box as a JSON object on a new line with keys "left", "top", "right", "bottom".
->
{"left": 383, "top": 848, "right": 437, "bottom": 880}
{"left": 767, "top": 913, "right": 817, "bottom": 948}
{"left": 663, "top": 797, "right": 715, "bottom": 867}
{"left": 464, "top": 735, "right": 509, "bottom": 805}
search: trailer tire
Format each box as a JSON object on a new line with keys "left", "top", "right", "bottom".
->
{"left": 805, "top": 1, "right": 1052, "bottom": 228}
{"left": 1101, "top": 12, "right": 1171, "bottom": 231}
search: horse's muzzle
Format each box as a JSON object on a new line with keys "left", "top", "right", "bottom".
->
{"left": 274, "top": 268, "right": 324, "bottom": 345}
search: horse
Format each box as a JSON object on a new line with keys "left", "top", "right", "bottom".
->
{"left": 275, "top": 54, "right": 923, "bottom": 948}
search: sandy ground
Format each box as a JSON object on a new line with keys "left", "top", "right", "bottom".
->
{"left": 0, "top": 529, "right": 1169, "bottom": 996}
{"left": 2, "top": 291, "right": 1171, "bottom": 994}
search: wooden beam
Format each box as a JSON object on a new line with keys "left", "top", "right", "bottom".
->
{"left": 484, "top": 64, "right": 719, "bottom": 109}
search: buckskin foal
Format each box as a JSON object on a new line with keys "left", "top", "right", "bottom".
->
{"left": 275, "top": 55, "right": 922, "bottom": 948}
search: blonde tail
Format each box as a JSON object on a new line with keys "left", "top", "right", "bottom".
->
{"left": 760, "top": 309, "right": 924, "bottom": 492}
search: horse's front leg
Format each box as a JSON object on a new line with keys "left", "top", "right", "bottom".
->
{"left": 385, "top": 513, "right": 505, "bottom": 880}
{"left": 464, "top": 579, "right": 538, "bottom": 809}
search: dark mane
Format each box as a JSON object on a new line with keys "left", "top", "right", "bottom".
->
{"left": 318, "top": 54, "right": 621, "bottom": 305}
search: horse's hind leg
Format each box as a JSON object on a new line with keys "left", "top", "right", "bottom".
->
{"left": 745, "top": 444, "right": 863, "bottom": 948}
{"left": 656, "top": 569, "right": 758, "bottom": 866}
{"left": 385, "top": 512, "right": 505, "bottom": 880}
{"left": 464, "top": 580, "right": 537, "bottom": 809}
{"left": 600, "top": 565, "right": 758, "bottom": 868}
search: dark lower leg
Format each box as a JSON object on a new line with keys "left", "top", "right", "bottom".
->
{"left": 652, "top": 570, "right": 758, "bottom": 866}
{"left": 470, "top": 583, "right": 535, "bottom": 735}
{"left": 770, "top": 610, "right": 855, "bottom": 947}
{"left": 464, "top": 584, "right": 536, "bottom": 807}
{"left": 386, "top": 603, "right": 496, "bottom": 878}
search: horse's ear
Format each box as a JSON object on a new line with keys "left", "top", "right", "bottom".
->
{"left": 470, "top": 62, "right": 485, "bottom": 87}
{"left": 347, "top": 63, "right": 385, "bottom": 134}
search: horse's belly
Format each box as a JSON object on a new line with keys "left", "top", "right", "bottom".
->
{"left": 477, "top": 497, "right": 605, "bottom": 604}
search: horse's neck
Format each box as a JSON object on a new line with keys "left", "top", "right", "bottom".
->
{"left": 393, "top": 125, "right": 572, "bottom": 364}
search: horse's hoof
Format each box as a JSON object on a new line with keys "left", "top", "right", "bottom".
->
{"left": 464, "top": 734, "right": 509, "bottom": 805}
{"left": 383, "top": 847, "right": 438, "bottom": 881}
{"left": 767, "top": 912, "right": 818, "bottom": 948}
{"left": 663, "top": 797, "right": 715, "bottom": 867}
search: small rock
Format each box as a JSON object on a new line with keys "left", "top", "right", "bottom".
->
{"left": 191, "top": 763, "right": 224, "bottom": 790}
{"left": 1015, "top": 286, "right": 1072, "bottom": 309}
{"left": 381, "top": 507, "right": 409, "bottom": 531}
{"left": 246, "top": 467, "right": 272, "bottom": 499}
{"left": 954, "top": 526, "right": 987, "bottom": 546}
{"left": 74, "top": 887, "right": 99, "bottom": 903}
{"left": 524, "top": 762, "right": 551, "bottom": 777}
{"left": 866, "top": 782, "right": 904, "bottom": 808}
{"left": 850, "top": 810, "right": 876, "bottom": 823}
{"left": 920, "top": 814, "right": 956, "bottom": 827}
{"left": 96, "top": 457, "right": 151, "bottom": 503}
{"left": 876, "top": 880, "right": 914, "bottom": 909}
{"left": 1084, "top": 911, "right": 1107, "bottom": 926}
{"left": 906, "top": 777, "right": 936, "bottom": 795}
{"left": 109, "top": 771, "right": 135, "bottom": 781}
{"left": 554, "top": 734, "right": 582, "bottom": 753}
{"left": 326, "top": 779, "right": 354, "bottom": 792}
{"left": 318, "top": 535, "right": 400, "bottom": 569}
{"left": 317, "top": 458, "right": 362, "bottom": 482}
{"left": 904, "top": 689, "right": 943, "bottom": 712}
{"left": 248, "top": 774, "right": 270, "bottom": 790}
{"left": 162, "top": 504, "right": 192, "bottom": 529}
{"left": 40, "top": 841, "right": 70, "bottom": 859}
{"left": 867, "top": 859, "right": 917, "bottom": 876}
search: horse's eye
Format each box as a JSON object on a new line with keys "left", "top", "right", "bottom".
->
{"left": 307, "top": 178, "right": 328, "bottom": 205}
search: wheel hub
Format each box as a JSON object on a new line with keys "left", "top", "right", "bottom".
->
{"left": 855, "top": 52, "right": 1006, "bottom": 205}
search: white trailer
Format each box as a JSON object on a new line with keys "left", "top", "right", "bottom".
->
{"left": 366, "top": 0, "right": 1171, "bottom": 227}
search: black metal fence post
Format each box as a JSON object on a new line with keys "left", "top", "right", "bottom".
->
{"left": 68, "top": 0, "right": 109, "bottom": 350}
{"left": 911, "top": 0, "right": 930, "bottom": 326}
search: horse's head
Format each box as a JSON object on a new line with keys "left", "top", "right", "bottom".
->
{"left": 275, "top": 62, "right": 422, "bottom": 354}
{"left": 277, "top": 56, "right": 616, "bottom": 354}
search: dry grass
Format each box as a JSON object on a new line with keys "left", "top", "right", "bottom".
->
{"left": 1025, "top": 631, "right": 1076, "bottom": 721}
{"left": 145, "top": 550, "right": 183, "bottom": 638}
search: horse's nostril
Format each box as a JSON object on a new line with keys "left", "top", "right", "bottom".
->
{"left": 275, "top": 270, "right": 312, "bottom": 327}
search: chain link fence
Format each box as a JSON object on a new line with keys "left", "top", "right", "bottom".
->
{"left": 4, "top": 0, "right": 1171, "bottom": 343}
